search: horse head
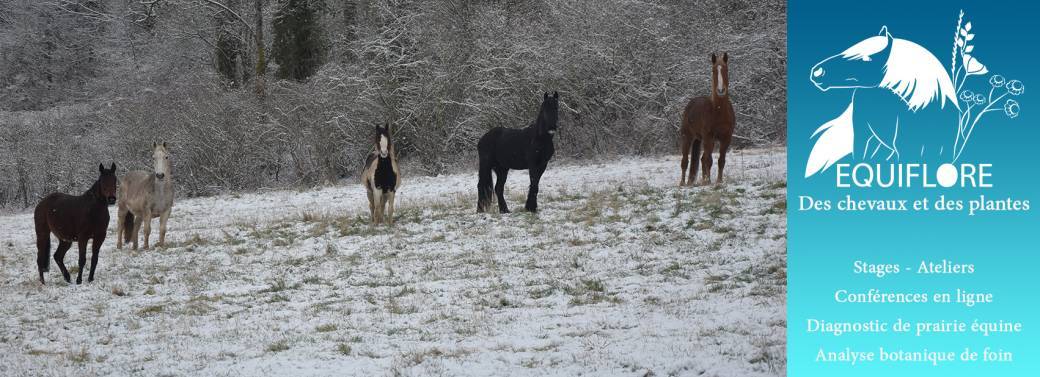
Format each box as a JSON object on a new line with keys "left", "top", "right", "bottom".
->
{"left": 376, "top": 122, "right": 392, "bottom": 158}
{"left": 152, "top": 142, "right": 171, "bottom": 180}
{"left": 97, "top": 163, "right": 117, "bottom": 205}
{"left": 811, "top": 26, "right": 957, "bottom": 111}
{"left": 711, "top": 52, "right": 730, "bottom": 99}
{"left": 538, "top": 91, "right": 560, "bottom": 136}
{"left": 811, "top": 26, "right": 893, "bottom": 92}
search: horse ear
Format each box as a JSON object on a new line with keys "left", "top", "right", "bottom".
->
{"left": 543, "top": 92, "right": 548, "bottom": 100}
{"left": 162, "top": 141, "right": 167, "bottom": 148}
{"left": 553, "top": 91, "right": 558, "bottom": 99}
{"left": 99, "top": 163, "right": 104, "bottom": 173}
{"left": 723, "top": 52, "right": 728, "bottom": 63}
{"left": 879, "top": 25, "right": 891, "bottom": 37}
{"left": 711, "top": 53, "right": 717, "bottom": 64}
{"left": 153, "top": 142, "right": 157, "bottom": 148}
{"left": 110, "top": 163, "right": 116, "bottom": 172}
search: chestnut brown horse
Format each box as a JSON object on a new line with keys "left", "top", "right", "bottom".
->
{"left": 679, "top": 52, "right": 735, "bottom": 185}
{"left": 34, "top": 163, "right": 118, "bottom": 284}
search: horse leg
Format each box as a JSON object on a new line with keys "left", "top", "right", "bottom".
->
{"left": 386, "top": 191, "right": 396, "bottom": 226}
{"left": 679, "top": 136, "right": 691, "bottom": 187}
{"left": 494, "top": 168, "right": 510, "bottom": 213}
{"left": 88, "top": 234, "right": 104, "bottom": 282}
{"left": 525, "top": 166, "right": 544, "bottom": 212}
{"left": 115, "top": 205, "right": 125, "bottom": 249}
{"left": 690, "top": 139, "right": 701, "bottom": 186}
{"left": 700, "top": 137, "right": 715, "bottom": 185}
{"left": 75, "top": 239, "right": 88, "bottom": 284}
{"left": 370, "top": 184, "right": 378, "bottom": 222}
{"left": 157, "top": 209, "right": 170, "bottom": 248}
{"left": 131, "top": 213, "right": 143, "bottom": 250}
{"left": 53, "top": 241, "right": 72, "bottom": 284}
{"left": 141, "top": 209, "right": 153, "bottom": 250}
{"left": 372, "top": 190, "right": 383, "bottom": 225}
{"left": 35, "top": 227, "right": 51, "bottom": 284}
{"left": 717, "top": 136, "right": 731, "bottom": 185}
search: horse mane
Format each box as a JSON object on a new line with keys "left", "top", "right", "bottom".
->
{"left": 883, "top": 38, "right": 959, "bottom": 112}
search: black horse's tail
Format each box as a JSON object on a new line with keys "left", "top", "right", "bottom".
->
{"left": 122, "top": 212, "right": 134, "bottom": 243}
{"left": 477, "top": 162, "right": 494, "bottom": 212}
{"left": 34, "top": 210, "right": 50, "bottom": 284}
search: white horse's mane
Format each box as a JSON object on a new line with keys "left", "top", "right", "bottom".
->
{"left": 841, "top": 32, "right": 958, "bottom": 112}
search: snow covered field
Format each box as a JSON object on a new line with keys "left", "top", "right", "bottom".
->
{"left": 0, "top": 148, "right": 786, "bottom": 376}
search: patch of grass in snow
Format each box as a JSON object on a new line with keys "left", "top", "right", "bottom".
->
{"left": 660, "top": 261, "right": 689, "bottom": 279}
{"left": 260, "top": 278, "right": 300, "bottom": 293}
{"left": 565, "top": 279, "right": 622, "bottom": 306}
{"left": 267, "top": 294, "right": 290, "bottom": 303}
{"left": 222, "top": 230, "right": 246, "bottom": 246}
{"left": 26, "top": 349, "right": 61, "bottom": 357}
{"left": 336, "top": 343, "right": 351, "bottom": 355}
{"left": 693, "top": 187, "right": 737, "bottom": 218}
{"left": 168, "top": 233, "right": 209, "bottom": 249}
{"left": 249, "top": 223, "right": 297, "bottom": 246}
{"left": 111, "top": 285, "right": 127, "bottom": 296}
{"left": 764, "top": 198, "right": 786, "bottom": 215}
{"left": 316, "top": 323, "right": 337, "bottom": 333}
{"left": 66, "top": 347, "right": 90, "bottom": 364}
{"left": 266, "top": 339, "right": 290, "bottom": 353}
{"left": 137, "top": 304, "right": 164, "bottom": 317}
{"left": 386, "top": 299, "right": 418, "bottom": 315}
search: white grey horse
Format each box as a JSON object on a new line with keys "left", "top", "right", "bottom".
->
{"left": 116, "top": 142, "right": 174, "bottom": 250}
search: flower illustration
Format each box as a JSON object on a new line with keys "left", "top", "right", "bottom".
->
{"left": 974, "top": 94, "right": 986, "bottom": 105}
{"left": 1006, "top": 80, "right": 1025, "bottom": 95}
{"left": 989, "top": 74, "right": 1005, "bottom": 87}
{"left": 1004, "top": 99, "right": 1020, "bottom": 118}
{"left": 959, "top": 90, "right": 973, "bottom": 101}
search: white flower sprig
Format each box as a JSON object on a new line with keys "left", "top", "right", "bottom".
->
{"left": 951, "top": 10, "right": 1024, "bottom": 161}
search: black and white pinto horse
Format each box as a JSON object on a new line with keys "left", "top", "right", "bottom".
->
{"left": 477, "top": 92, "right": 559, "bottom": 213}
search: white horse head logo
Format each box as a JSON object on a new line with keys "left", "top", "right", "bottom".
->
{"left": 805, "top": 26, "right": 959, "bottom": 177}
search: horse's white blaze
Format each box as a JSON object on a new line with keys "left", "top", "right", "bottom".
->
{"left": 379, "top": 135, "right": 389, "bottom": 157}
{"left": 716, "top": 69, "right": 725, "bottom": 95}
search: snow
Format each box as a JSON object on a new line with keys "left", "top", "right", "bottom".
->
{"left": 0, "top": 148, "right": 786, "bottom": 376}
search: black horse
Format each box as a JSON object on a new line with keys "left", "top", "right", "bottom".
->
{"left": 477, "top": 91, "right": 559, "bottom": 213}
{"left": 34, "top": 163, "right": 118, "bottom": 284}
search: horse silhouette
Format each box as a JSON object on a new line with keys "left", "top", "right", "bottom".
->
{"left": 806, "top": 26, "right": 958, "bottom": 177}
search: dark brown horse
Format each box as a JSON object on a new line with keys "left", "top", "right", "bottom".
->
{"left": 679, "top": 52, "right": 735, "bottom": 185}
{"left": 34, "top": 163, "right": 118, "bottom": 284}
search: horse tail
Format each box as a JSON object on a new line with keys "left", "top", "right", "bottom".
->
{"left": 122, "top": 212, "right": 134, "bottom": 243}
{"left": 477, "top": 161, "right": 494, "bottom": 212}
{"left": 33, "top": 207, "right": 50, "bottom": 283}
{"left": 806, "top": 100, "right": 855, "bottom": 178}
{"left": 476, "top": 133, "right": 495, "bottom": 212}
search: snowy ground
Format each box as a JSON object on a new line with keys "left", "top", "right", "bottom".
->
{"left": 0, "top": 148, "right": 786, "bottom": 377}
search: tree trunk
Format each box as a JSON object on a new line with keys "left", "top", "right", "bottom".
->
{"left": 254, "top": 0, "right": 265, "bottom": 99}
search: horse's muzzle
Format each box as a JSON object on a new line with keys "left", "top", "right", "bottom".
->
{"left": 155, "top": 173, "right": 165, "bottom": 179}
{"left": 107, "top": 197, "right": 117, "bottom": 205}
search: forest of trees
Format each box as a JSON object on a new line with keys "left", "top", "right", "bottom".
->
{"left": 0, "top": 0, "right": 786, "bottom": 208}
